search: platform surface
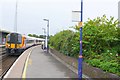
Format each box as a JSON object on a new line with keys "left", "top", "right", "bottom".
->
{"left": 0, "top": 45, "right": 5, "bottom": 47}
{"left": 25, "top": 45, "right": 78, "bottom": 78}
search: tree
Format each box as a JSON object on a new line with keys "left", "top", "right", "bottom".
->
{"left": 28, "top": 34, "right": 32, "bottom": 37}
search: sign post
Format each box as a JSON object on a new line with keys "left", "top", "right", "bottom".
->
{"left": 78, "top": 0, "right": 83, "bottom": 79}
{"left": 72, "top": 0, "right": 83, "bottom": 79}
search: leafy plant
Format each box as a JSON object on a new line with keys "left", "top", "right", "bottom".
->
{"left": 49, "top": 15, "right": 120, "bottom": 76}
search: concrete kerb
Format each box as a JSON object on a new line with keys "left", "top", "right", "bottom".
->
{"left": 49, "top": 50, "right": 91, "bottom": 79}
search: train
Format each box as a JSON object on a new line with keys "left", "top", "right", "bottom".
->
{"left": 5, "top": 32, "right": 42, "bottom": 55}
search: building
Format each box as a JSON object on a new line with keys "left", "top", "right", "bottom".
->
{"left": 0, "top": 29, "right": 10, "bottom": 44}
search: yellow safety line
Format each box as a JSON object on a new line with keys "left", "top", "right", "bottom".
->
{"left": 28, "top": 59, "right": 32, "bottom": 65}
{"left": 22, "top": 47, "right": 34, "bottom": 80}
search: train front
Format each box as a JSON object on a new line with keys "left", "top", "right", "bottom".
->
{"left": 5, "top": 33, "right": 24, "bottom": 55}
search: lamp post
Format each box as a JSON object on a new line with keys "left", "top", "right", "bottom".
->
{"left": 42, "top": 28, "right": 46, "bottom": 38}
{"left": 42, "top": 28, "right": 46, "bottom": 49}
{"left": 43, "top": 19, "right": 49, "bottom": 53}
{"left": 14, "top": 0, "right": 18, "bottom": 32}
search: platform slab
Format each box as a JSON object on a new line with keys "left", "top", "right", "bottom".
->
{"left": 25, "top": 45, "right": 78, "bottom": 78}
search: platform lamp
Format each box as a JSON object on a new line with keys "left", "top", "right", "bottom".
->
{"left": 14, "top": 0, "right": 18, "bottom": 32}
{"left": 43, "top": 19, "right": 49, "bottom": 53}
{"left": 42, "top": 28, "right": 46, "bottom": 49}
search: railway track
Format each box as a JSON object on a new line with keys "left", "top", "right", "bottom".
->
{"left": 0, "top": 46, "right": 18, "bottom": 79}
{"left": 0, "top": 56, "right": 18, "bottom": 79}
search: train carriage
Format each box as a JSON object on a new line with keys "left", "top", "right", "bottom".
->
{"left": 5, "top": 32, "right": 41, "bottom": 55}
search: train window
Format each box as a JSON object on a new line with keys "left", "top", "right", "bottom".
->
{"left": 7, "top": 33, "right": 22, "bottom": 44}
{"left": 18, "top": 34, "right": 22, "bottom": 43}
{"left": 7, "top": 34, "right": 10, "bottom": 42}
{"left": 11, "top": 33, "right": 18, "bottom": 43}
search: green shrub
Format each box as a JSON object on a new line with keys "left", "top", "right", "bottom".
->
{"left": 88, "top": 59, "right": 101, "bottom": 67}
{"left": 99, "top": 62, "right": 119, "bottom": 74}
{"left": 49, "top": 15, "right": 120, "bottom": 76}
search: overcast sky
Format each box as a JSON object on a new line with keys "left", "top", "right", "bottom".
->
{"left": 0, "top": 0, "right": 119, "bottom": 35}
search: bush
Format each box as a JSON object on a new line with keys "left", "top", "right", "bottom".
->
{"left": 87, "top": 59, "right": 101, "bottom": 67}
{"left": 49, "top": 30, "right": 79, "bottom": 57}
{"left": 99, "top": 62, "right": 119, "bottom": 74}
{"left": 49, "top": 15, "right": 120, "bottom": 76}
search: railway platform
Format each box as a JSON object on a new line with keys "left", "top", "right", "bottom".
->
{"left": 4, "top": 45, "right": 78, "bottom": 78}
{"left": 0, "top": 45, "right": 6, "bottom": 55}
{"left": 0, "top": 45, "right": 5, "bottom": 47}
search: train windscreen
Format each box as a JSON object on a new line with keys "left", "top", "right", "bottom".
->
{"left": 7, "top": 33, "right": 22, "bottom": 44}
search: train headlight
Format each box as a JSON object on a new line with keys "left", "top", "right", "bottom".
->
{"left": 8, "top": 44, "right": 10, "bottom": 47}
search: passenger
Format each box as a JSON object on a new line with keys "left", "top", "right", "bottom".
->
{"left": 41, "top": 41, "right": 45, "bottom": 49}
